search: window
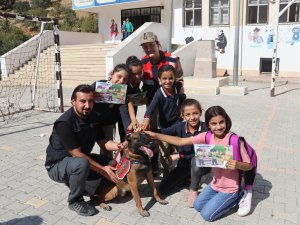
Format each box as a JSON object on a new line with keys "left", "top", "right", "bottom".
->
{"left": 210, "top": 0, "right": 229, "bottom": 25}
{"left": 279, "top": 0, "right": 300, "bottom": 23}
{"left": 184, "top": 0, "right": 202, "bottom": 26}
{"left": 247, "top": 0, "right": 268, "bottom": 24}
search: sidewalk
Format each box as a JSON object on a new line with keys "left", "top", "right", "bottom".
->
{"left": 0, "top": 80, "right": 299, "bottom": 225}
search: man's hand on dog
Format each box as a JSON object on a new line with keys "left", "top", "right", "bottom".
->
{"left": 99, "top": 165, "right": 120, "bottom": 184}
{"left": 144, "top": 130, "right": 156, "bottom": 139}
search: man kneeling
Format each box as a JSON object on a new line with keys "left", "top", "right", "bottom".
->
{"left": 45, "top": 84, "right": 123, "bottom": 216}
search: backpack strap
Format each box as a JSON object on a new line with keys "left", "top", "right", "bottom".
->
{"left": 205, "top": 131, "right": 212, "bottom": 144}
{"left": 228, "top": 132, "right": 242, "bottom": 162}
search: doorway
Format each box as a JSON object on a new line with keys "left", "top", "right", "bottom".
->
{"left": 121, "top": 6, "right": 161, "bottom": 31}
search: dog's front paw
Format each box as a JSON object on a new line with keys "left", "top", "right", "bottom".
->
{"left": 100, "top": 203, "right": 112, "bottom": 211}
{"left": 139, "top": 209, "right": 150, "bottom": 217}
{"left": 157, "top": 199, "right": 168, "bottom": 205}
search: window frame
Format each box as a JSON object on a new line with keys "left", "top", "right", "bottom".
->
{"left": 279, "top": 0, "right": 300, "bottom": 23}
{"left": 209, "top": 0, "right": 230, "bottom": 26}
{"left": 247, "top": 0, "right": 269, "bottom": 24}
{"left": 183, "top": 0, "right": 202, "bottom": 27}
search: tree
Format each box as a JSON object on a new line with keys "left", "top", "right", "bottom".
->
{"left": 13, "top": 1, "right": 30, "bottom": 15}
{"left": 31, "top": 0, "right": 51, "bottom": 9}
{"left": 0, "top": 0, "right": 15, "bottom": 9}
{"left": 0, "top": 21, "right": 30, "bottom": 55}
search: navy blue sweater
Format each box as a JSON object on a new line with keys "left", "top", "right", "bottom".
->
{"left": 160, "top": 121, "right": 206, "bottom": 159}
{"left": 144, "top": 86, "right": 181, "bottom": 128}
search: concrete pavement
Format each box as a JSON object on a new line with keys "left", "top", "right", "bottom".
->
{"left": 0, "top": 79, "right": 299, "bottom": 225}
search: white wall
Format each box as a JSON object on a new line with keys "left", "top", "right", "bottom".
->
{"left": 106, "top": 22, "right": 168, "bottom": 77}
{"left": 60, "top": 31, "right": 104, "bottom": 45}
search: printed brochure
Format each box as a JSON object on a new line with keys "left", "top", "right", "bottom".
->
{"left": 194, "top": 144, "right": 233, "bottom": 168}
{"left": 94, "top": 81, "right": 127, "bottom": 104}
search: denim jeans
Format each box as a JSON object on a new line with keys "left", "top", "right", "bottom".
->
{"left": 194, "top": 184, "right": 238, "bottom": 222}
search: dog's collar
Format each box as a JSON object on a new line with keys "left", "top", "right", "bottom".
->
{"left": 130, "top": 159, "right": 151, "bottom": 165}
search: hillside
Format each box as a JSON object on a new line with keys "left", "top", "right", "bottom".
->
{"left": 0, "top": 0, "right": 98, "bottom": 55}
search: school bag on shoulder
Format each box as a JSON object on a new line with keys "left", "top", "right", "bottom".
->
{"left": 205, "top": 131, "right": 257, "bottom": 191}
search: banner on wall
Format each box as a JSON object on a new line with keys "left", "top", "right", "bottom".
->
{"left": 73, "top": 0, "right": 143, "bottom": 10}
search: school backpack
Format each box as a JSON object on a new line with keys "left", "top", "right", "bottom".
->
{"left": 205, "top": 131, "right": 257, "bottom": 191}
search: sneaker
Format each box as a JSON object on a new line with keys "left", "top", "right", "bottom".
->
{"left": 68, "top": 199, "right": 97, "bottom": 216}
{"left": 237, "top": 189, "right": 252, "bottom": 217}
{"left": 187, "top": 190, "right": 198, "bottom": 208}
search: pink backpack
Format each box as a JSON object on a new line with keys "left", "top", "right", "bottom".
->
{"left": 205, "top": 131, "right": 257, "bottom": 191}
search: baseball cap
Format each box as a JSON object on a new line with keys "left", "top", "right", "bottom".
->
{"left": 126, "top": 56, "right": 141, "bottom": 66}
{"left": 140, "top": 32, "right": 158, "bottom": 45}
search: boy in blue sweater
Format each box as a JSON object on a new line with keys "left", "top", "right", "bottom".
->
{"left": 157, "top": 99, "right": 211, "bottom": 207}
{"left": 139, "top": 64, "right": 184, "bottom": 176}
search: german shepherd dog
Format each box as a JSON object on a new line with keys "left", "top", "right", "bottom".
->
{"left": 124, "top": 132, "right": 168, "bottom": 217}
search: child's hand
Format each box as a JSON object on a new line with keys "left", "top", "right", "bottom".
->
{"left": 225, "top": 160, "right": 238, "bottom": 170}
{"left": 169, "top": 154, "right": 179, "bottom": 161}
{"left": 139, "top": 119, "right": 150, "bottom": 131}
{"left": 131, "top": 120, "right": 139, "bottom": 130}
{"left": 144, "top": 130, "right": 156, "bottom": 139}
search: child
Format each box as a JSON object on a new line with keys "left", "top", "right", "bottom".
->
{"left": 126, "top": 56, "right": 145, "bottom": 130}
{"left": 157, "top": 99, "right": 211, "bottom": 207}
{"left": 139, "top": 64, "right": 183, "bottom": 177}
{"left": 145, "top": 106, "right": 253, "bottom": 221}
{"left": 91, "top": 64, "right": 130, "bottom": 158}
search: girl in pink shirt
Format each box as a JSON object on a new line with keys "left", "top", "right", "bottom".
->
{"left": 146, "top": 106, "right": 253, "bottom": 221}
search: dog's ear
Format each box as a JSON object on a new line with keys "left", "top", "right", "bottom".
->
{"left": 125, "top": 133, "right": 131, "bottom": 142}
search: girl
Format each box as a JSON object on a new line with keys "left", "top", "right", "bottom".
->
{"left": 145, "top": 106, "right": 253, "bottom": 221}
{"left": 125, "top": 55, "right": 145, "bottom": 130}
{"left": 91, "top": 64, "right": 130, "bottom": 158}
{"left": 157, "top": 99, "right": 211, "bottom": 208}
{"left": 110, "top": 19, "right": 118, "bottom": 43}
{"left": 139, "top": 65, "right": 184, "bottom": 177}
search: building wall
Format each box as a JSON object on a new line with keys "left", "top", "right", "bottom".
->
{"left": 75, "top": 0, "right": 300, "bottom": 77}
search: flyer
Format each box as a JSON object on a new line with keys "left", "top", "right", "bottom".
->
{"left": 94, "top": 81, "right": 127, "bottom": 104}
{"left": 194, "top": 144, "right": 233, "bottom": 168}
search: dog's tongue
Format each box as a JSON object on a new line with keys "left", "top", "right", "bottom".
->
{"left": 139, "top": 146, "right": 153, "bottom": 158}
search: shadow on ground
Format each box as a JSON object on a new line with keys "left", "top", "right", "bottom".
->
{"left": 2, "top": 216, "right": 43, "bottom": 225}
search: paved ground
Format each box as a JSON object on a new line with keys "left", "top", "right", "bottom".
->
{"left": 0, "top": 79, "right": 300, "bottom": 225}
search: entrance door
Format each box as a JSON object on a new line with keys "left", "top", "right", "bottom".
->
{"left": 121, "top": 6, "right": 161, "bottom": 31}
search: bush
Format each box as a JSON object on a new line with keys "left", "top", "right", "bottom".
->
{"left": 80, "top": 14, "right": 98, "bottom": 33}
{"left": 31, "top": 0, "right": 51, "bottom": 9}
{"left": 0, "top": 21, "right": 30, "bottom": 55}
{"left": 27, "top": 8, "right": 48, "bottom": 17}
{"left": 13, "top": 1, "right": 30, "bottom": 15}
{"left": 0, "top": 0, "right": 15, "bottom": 9}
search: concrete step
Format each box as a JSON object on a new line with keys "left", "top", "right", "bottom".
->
{"left": 184, "top": 77, "right": 229, "bottom": 87}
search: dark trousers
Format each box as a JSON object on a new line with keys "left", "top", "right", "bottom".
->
{"left": 47, "top": 154, "right": 110, "bottom": 204}
{"left": 159, "top": 157, "right": 211, "bottom": 195}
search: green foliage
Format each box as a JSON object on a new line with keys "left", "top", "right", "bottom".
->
{"left": 79, "top": 14, "right": 98, "bottom": 33}
{"left": 13, "top": 1, "right": 30, "bottom": 15}
{"left": 27, "top": 8, "right": 48, "bottom": 17}
{"left": 0, "top": 0, "right": 15, "bottom": 9}
{"left": 0, "top": 21, "right": 30, "bottom": 55}
{"left": 31, "top": 0, "right": 51, "bottom": 9}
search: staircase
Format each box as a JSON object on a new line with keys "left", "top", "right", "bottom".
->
{"left": 2, "top": 43, "right": 116, "bottom": 88}
{"left": 60, "top": 43, "right": 116, "bottom": 87}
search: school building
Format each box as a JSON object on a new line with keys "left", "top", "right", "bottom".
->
{"left": 73, "top": 0, "right": 300, "bottom": 77}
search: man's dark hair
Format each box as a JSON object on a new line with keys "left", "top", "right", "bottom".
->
{"left": 71, "top": 84, "right": 93, "bottom": 101}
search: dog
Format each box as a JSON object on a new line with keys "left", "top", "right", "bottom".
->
{"left": 123, "top": 132, "right": 168, "bottom": 217}
{"left": 90, "top": 178, "right": 130, "bottom": 211}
